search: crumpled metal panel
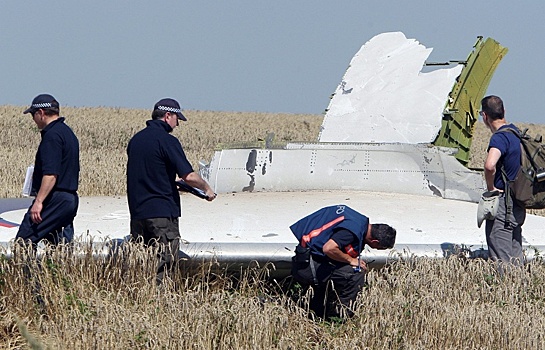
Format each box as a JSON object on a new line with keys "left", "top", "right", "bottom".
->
{"left": 434, "top": 37, "right": 508, "bottom": 165}
{"left": 319, "top": 32, "right": 463, "bottom": 144}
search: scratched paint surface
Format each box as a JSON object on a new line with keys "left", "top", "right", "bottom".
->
{"left": 319, "top": 32, "right": 463, "bottom": 144}
{"left": 207, "top": 145, "right": 483, "bottom": 201}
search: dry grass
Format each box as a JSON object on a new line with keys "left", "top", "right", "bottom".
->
{"left": 0, "top": 105, "right": 322, "bottom": 197}
{"left": 2, "top": 104, "right": 545, "bottom": 215}
{"left": 3, "top": 105, "right": 545, "bottom": 348}
{"left": 2, "top": 245, "right": 545, "bottom": 349}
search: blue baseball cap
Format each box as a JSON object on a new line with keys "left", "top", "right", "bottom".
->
{"left": 153, "top": 98, "right": 187, "bottom": 121}
{"left": 23, "top": 94, "right": 60, "bottom": 114}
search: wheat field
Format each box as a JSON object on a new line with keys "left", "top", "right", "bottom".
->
{"left": 2, "top": 243, "right": 545, "bottom": 349}
{"left": 2, "top": 104, "right": 544, "bottom": 212}
{"left": 0, "top": 105, "right": 323, "bottom": 197}
{"left": 2, "top": 105, "right": 545, "bottom": 349}
{"left": 2, "top": 104, "right": 545, "bottom": 196}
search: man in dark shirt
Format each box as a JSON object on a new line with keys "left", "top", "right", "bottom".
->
{"left": 481, "top": 95, "right": 525, "bottom": 266}
{"left": 127, "top": 98, "right": 216, "bottom": 284}
{"left": 16, "top": 94, "right": 80, "bottom": 246}
{"left": 290, "top": 205, "right": 396, "bottom": 319}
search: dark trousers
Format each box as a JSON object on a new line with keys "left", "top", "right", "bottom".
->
{"left": 130, "top": 217, "right": 180, "bottom": 284}
{"left": 292, "top": 256, "right": 367, "bottom": 319}
{"left": 16, "top": 191, "right": 79, "bottom": 245}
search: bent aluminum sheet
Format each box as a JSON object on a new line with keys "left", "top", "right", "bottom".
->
{"left": 319, "top": 31, "right": 463, "bottom": 144}
{"left": 2, "top": 192, "right": 544, "bottom": 278}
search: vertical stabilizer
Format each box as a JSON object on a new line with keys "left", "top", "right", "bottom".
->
{"left": 319, "top": 32, "right": 463, "bottom": 144}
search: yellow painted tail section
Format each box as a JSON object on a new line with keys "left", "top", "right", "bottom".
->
{"left": 433, "top": 37, "right": 508, "bottom": 166}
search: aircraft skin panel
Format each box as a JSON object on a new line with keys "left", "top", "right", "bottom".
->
{"left": 435, "top": 37, "right": 508, "bottom": 165}
{"left": 436, "top": 151, "right": 484, "bottom": 202}
{"left": 204, "top": 144, "right": 484, "bottom": 201}
{"left": 318, "top": 32, "right": 463, "bottom": 144}
{"left": 2, "top": 193, "right": 545, "bottom": 278}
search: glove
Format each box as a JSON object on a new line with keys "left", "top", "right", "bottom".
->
{"left": 477, "top": 190, "right": 500, "bottom": 228}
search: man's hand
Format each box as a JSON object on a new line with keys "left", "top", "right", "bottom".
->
{"left": 351, "top": 257, "right": 367, "bottom": 272}
{"left": 181, "top": 172, "right": 216, "bottom": 202}
{"left": 205, "top": 189, "right": 217, "bottom": 202}
{"left": 30, "top": 174, "right": 57, "bottom": 224}
{"left": 30, "top": 200, "right": 43, "bottom": 224}
{"left": 324, "top": 239, "right": 367, "bottom": 272}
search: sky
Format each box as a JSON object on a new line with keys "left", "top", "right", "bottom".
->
{"left": 1, "top": 1, "right": 544, "bottom": 123}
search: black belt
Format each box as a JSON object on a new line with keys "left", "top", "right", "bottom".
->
{"left": 54, "top": 189, "right": 78, "bottom": 195}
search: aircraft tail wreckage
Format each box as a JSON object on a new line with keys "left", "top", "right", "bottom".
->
{"left": 203, "top": 33, "right": 508, "bottom": 202}
{"left": 2, "top": 32, "right": 543, "bottom": 278}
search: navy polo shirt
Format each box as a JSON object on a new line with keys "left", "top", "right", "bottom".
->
{"left": 33, "top": 117, "right": 80, "bottom": 193}
{"left": 488, "top": 124, "right": 522, "bottom": 190}
{"left": 127, "top": 119, "right": 194, "bottom": 220}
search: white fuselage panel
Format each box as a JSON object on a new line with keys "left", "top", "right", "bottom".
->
{"left": 205, "top": 143, "right": 484, "bottom": 202}
{"left": 319, "top": 32, "right": 463, "bottom": 144}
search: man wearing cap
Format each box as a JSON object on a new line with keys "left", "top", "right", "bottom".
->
{"left": 480, "top": 95, "right": 525, "bottom": 267}
{"left": 127, "top": 98, "right": 216, "bottom": 284}
{"left": 16, "top": 94, "right": 80, "bottom": 246}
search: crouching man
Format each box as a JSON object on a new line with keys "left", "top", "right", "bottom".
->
{"left": 290, "top": 204, "right": 396, "bottom": 319}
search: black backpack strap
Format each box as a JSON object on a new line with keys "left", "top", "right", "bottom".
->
{"left": 309, "top": 255, "right": 318, "bottom": 285}
{"left": 496, "top": 126, "right": 522, "bottom": 138}
{"left": 500, "top": 166, "right": 513, "bottom": 227}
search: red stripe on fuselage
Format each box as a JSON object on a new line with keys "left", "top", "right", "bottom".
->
{"left": 0, "top": 219, "right": 18, "bottom": 228}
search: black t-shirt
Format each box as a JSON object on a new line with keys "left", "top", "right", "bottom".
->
{"left": 127, "top": 119, "right": 194, "bottom": 220}
{"left": 327, "top": 228, "right": 362, "bottom": 266}
{"left": 331, "top": 228, "right": 359, "bottom": 252}
{"left": 33, "top": 117, "right": 80, "bottom": 193}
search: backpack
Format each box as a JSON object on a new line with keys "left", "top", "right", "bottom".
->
{"left": 498, "top": 127, "right": 545, "bottom": 209}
